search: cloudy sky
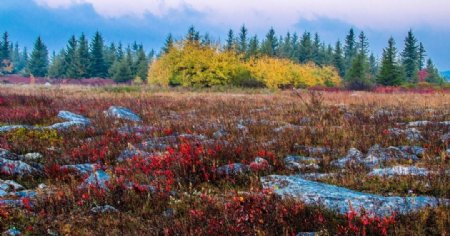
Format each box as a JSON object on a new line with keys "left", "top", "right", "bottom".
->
{"left": 2, "top": 0, "right": 450, "bottom": 70}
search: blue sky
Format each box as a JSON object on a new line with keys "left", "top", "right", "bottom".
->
{"left": 1, "top": 0, "right": 450, "bottom": 70}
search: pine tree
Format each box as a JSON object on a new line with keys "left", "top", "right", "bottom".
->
{"left": 134, "top": 45, "right": 148, "bottom": 81}
{"left": 88, "top": 31, "right": 107, "bottom": 78}
{"left": 290, "top": 33, "right": 300, "bottom": 62}
{"left": 369, "top": 53, "right": 378, "bottom": 76}
{"left": 48, "top": 50, "right": 66, "bottom": 78}
{"left": 358, "top": 31, "right": 369, "bottom": 57}
{"left": 186, "top": 26, "right": 200, "bottom": 44}
{"left": 0, "top": 32, "right": 10, "bottom": 62}
{"left": 247, "top": 35, "right": 259, "bottom": 58}
{"left": 110, "top": 59, "right": 133, "bottom": 83}
{"left": 344, "top": 28, "right": 357, "bottom": 73}
{"left": 162, "top": 34, "right": 174, "bottom": 54}
{"left": 201, "top": 33, "right": 212, "bottom": 46}
{"left": 378, "top": 37, "right": 404, "bottom": 86}
{"left": 116, "top": 43, "right": 124, "bottom": 61}
{"left": 237, "top": 25, "right": 248, "bottom": 55}
{"left": 418, "top": 42, "right": 426, "bottom": 70}
{"left": 279, "top": 32, "right": 292, "bottom": 59}
{"left": 225, "top": 29, "right": 235, "bottom": 51}
{"left": 77, "top": 33, "right": 90, "bottom": 78}
{"left": 27, "top": 36, "right": 49, "bottom": 77}
{"left": 425, "top": 59, "right": 443, "bottom": 84}
{"left": 312, "top": 33, "right": 323, "bottom": 65}
{"left": 104, "top": 43, "right": 116, "bottom": 74}
{"left": 299, "top": 32, "right": 313, "bottom": 63}
{"left": 261, "top": 28, "right": 278, "bottom": 56}
{"left": 0, "top": 32, "right": 12, "bottom": 73}
{"left": 401, "top": 30, "right": 419, "bottom": 83}
{"left": 333, "top": 40, "right": 345, "bottom": 77}
{"left": 324, "top": 44, "right": 334, "bottom": 65}
{"left": 12, "top": 43, "right": 21, "bottom": 73}
{"left": 64, "top": 35, "right": 79, "bottom": 78}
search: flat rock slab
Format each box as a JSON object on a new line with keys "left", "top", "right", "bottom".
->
{"left": 261, "top": 175, "right": 444, "bottom": 216}
{"left": 57, "top": 111, "right": 90, "bottom": 124}
{"left": 368, "top": 166, "right": 430, "bottom": 177}
{"left": 105, "top": 106, "right": 142, "bottom": 122}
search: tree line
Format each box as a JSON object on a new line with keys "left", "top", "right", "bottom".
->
{"left": 0, "top": 26, "right": 445, "bottom": 88}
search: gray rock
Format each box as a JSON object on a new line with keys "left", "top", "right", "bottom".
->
{"left": 21, "top": 152, "right": 43, "bottom": 161}
{"left": 3, "top": 228, "right": 21, "bottom": 236}
{"left": 273, "top": 124, "right": 304, "bottom": 133}
{"left": 368, "top": 166, "right": 430, "bottom": 177}
{"left": 117, "top": 148, "right": 151, "bottom": 162}
{"left": 441, "top": 132, "right": 450, "bottom": 143}
{"left": 80, "top": 170, "right": 110, "bottom": 189}
{"left": 12, "top": 190, "right": 37, "bottom": 198}
{"left": 213, "top": 129, "right": 228, "bottom": 139}
{"left": 57, "top": 111, "right": 90, "bottom": 124}
{"left": 261, "top": 175, "right": 445, "bottom": 216}
{"left": 0, "top": 157, "right": 40, "bottom": 176}
{"left": 90, "top": 205, "right": 119, "bottom": 214}
{"left": 387, "top": 128, "right": 423, "bottom": 141}
{"left": 407, "top": 121, "right": 432, "bottom": 127}
{"left": 284, "top": 156, "right": 321, "bottom": 171}
{"left": 301, "top": 172, "right": 337, "bottom": 181}
{"left": 331, "top": 148, "right": 364, "bottom": 168}
{"left": 46, "top": 121, "right": 89, "bottom": 130}
{"left": 249, "top": 157, "right": 271, "bottom": 171}
{"left": 105, "top": 106, "right": 142, "bottom": 122}
{"left": 217, "top": 163, "right": 249, "bottom": 176}
{"left": 62, "top": 164, "right": 97, "bottom": 175}
{"left": 0, "top": 179, "right": 24, "bottom": 191}
{"left": 398, "top": 146, "right": 426, "bottom": 156}
{"left": 0, "top": 125, "right": 33, "bottom": 132}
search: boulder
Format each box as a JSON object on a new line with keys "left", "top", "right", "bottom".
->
{"left": 117, "top": 148, "right": 151, "bottom": 162}
{"left": 261, "top": 175, "right": 445, "bottom": 216}
{"left": 0, "top": 125, "right": 33, "bottom": 133}
{"left": 249, "top": 157, "right": 271, "bottom": 171}
{"left": 46, "top": 121, "right": 89, "bottom": 130}
{"left": 105, "top": 106, "right": 142, "bottom": 122}
{"left": 80, "top": 170, "right": 111, "bottom": 189}
{"left": 331, "top": 148, "right": 364, "bottom": 168}
{"left": 62, "top": 164, "right": 98, "bottom": 175}
{"left": 0, "top": 179, "right": 24, "bottom": 191}
{"left": 216, "top": 163, "right": 249, "bottom": 176}
{"left": 284, "top": 156, "right": 321, "bottom": 171}
{"left": 368, "top": 166, "right": 429, "bottom": 177}
{"left": 57, "top": 111, "right": 90, "bottom": 124}
{"left": 0, "top": 157, "right": 41, "bottom": 176}
{"left": 21, "top": 152, "right": 43, "bottom": 161}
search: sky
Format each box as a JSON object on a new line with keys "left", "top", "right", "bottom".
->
{"left": 1, "top": 0, "right": 450, "bottom": 70}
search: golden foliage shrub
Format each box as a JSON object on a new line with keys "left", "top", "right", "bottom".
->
{"left": 148, "top": 42, "right": 341, "bottom": 88}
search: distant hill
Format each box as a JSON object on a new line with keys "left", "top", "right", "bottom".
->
{"left": 441, "top": 71, "right": 450, "bottom": 82}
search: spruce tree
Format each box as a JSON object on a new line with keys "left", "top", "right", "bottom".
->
{"left": 237, "top": 25, "right": 248, "bottom": 55}
{"left": 418, "top": 42, "right": 426, "bottom": 70}
{"left": 77, "top": 33, "right": 90, "bottom": 78}
{"left": 299, "top": 32, "right": 313, "bottom": 63}
{"left": 344, "top": 28, "right": 357, "bottom": 73}
{"left": 48, "top": 50, "right": 66, "bottom": 78}
{"left": 290, "top": 33, "right": 300, "bottom": 62}
{"left": 162, "top": 34, "right": 174, "bottom": 54}
{"left": 110, "top": 59, "right": 133, "bottom": 83}
{"left": 186, "top": 26, "right": 200, "bottom": 44}
{"left": 401, "top": 30, "right": 419, "bottom": 83}
{"left": 135, "top": 45, "right": 148, "bottom": 82}
{"left": 312, "top": 33, "right": 323, "bottom": 65}
{"left": 425, "top": 59, "right": 443, "bottom": 84}
{"left": 333, "top": 40, "right": 345, "bottom": 77}
{"left": 225, "top": 29, "right": 235, "bottom": 51}
{"left": 88, "top": 31, "right": 107, "bottom": 78}
{"left": 261, "top": 28, "right": 278, "bottom": 56}
{"left": 27, "top": 36, "right": 49, "bottom": 77}
{"left": 64, "top": 35, "right": 80, "bottom": 78}
{"left": 247, "top": 35, "right": 259, "bottom": 58}
{"left": 369, "top": 53, "right": 378, "bottom": 76}
{"left": 0, "top": 32, "right": 10, "bottom": 62}
{"left": 378, "top": 37, "right": 403, "bottom": 86}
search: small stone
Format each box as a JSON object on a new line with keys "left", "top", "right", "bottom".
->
{"left": 217, "top": 163, "right": 249, "bottom": 176}
{"left": 3, "top": 228, "right": 21, "bottom": 236}
{"left": 80, "top": 170, "right": 111, "bottom": 189}
{"left": 368, "top": 166, "right": 429, "bottom": 177}
{"left": 22, "top": 153, "right": 43, "bottom": 161}
{"left": 90, "top": 205, "right": 119, "bottom": 214}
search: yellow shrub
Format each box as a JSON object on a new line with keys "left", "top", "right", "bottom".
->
{"left": 246, "top": 57, "right": 341, "bottom": 89}
{"left": 148, "top": 42, "right": 341, "bottom": 88}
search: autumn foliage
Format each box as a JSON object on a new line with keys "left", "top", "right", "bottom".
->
{"left": 148, "top": 41, "right": 341, "bottom": 88}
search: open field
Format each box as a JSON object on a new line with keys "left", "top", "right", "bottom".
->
{"left": 0, "top": 85, "right": 449, "bottom": 235}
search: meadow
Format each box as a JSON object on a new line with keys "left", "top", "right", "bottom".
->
{"left": 0, "top": 85, "right": 448, "bottom": 235}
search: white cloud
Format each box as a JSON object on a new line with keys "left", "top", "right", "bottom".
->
{"left": 34, "top": 0, "right": 450, "bottom": 31}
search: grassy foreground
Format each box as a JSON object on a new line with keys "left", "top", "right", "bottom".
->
{"left": 0, "top": 85, "right": 448, "bottom": 235}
